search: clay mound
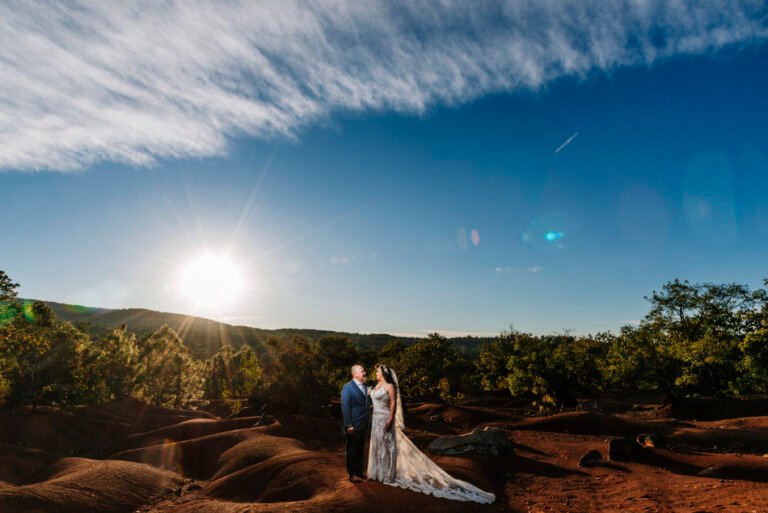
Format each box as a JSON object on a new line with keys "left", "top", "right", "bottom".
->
{"left": 627, "top": 446, "right": 768, "bottom": 482}
{"left": 95, "top": 399, "right": 216, "bottom": 427}
{"left": 199, "top": 399, "right": 239, "bottom": 417}
{"left": 0, "top": 400, "right": 218, "bottom": 457}
{"left": 697, "top": 457, "right": 768, "bottom": 481}
{"left": 0, "top": 443, "right": 58, "bottom": 485}
{"left": 204, "top": 451, "right": 342, "bottom": 503}
{"left": 665, "top": 395, "right": 768, "bottom": 421}
{"left": 113, "top": 428, "right": 255, "bottom": 479}
{"left": 0, "top": 457, "right": 180, "bottom": 513}
{"left": 200, "top": 399, "right": 265, "bottom": 418}
{"left": 259, "top": 414, "right": 345, "bottom": 448}
{"left": 409, "top": 403, "right": 509, "bottom": 428}
{"left": 459, "top": 395, "right": 532, "bottom": 409}
{"left": 699, "top": 416, "right": 768, "bottom": 430}
{"left": 0, "top": 407, "right": 130, "bottom": 456}
{"left": 667, "top": 421, "right": 768, "bottom": 454}
{"left": 211, "top": 433, "right": 305, "bottom": 479}
{"left": 513, "top": 411, "right": 664, "bottom": 437}
{"left": 126, "top": 416, "right": 265, "bottom": 448}
{"left": 114, "top": 415, "right": 340, "bottom": 479}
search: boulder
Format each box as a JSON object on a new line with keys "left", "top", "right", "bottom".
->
{"left": 578, "top": 449, "right": 602, "bottom": 467}
{"left": 607, "top": 437, "right": 641, "bottom": 461}
{"left": 428, "top": 427, "right": 513, "bottom": 456}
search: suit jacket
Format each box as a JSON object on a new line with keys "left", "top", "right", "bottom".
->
{"left": 341, "top": 379, "right": 370, "bottom": 431}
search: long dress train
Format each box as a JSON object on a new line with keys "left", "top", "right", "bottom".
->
{"left": 367, "top": 381, "right": 495, "bottom": 504}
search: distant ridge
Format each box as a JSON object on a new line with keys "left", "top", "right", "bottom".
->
{"left": 27, "top": 300, "right": 494, "bottom": 358}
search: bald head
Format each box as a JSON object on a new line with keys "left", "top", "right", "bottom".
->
{"left": 351, "top": 364, "right": 365, "bottom": 382}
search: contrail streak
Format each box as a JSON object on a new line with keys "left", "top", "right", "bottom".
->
{"left": 554, "top": 132, "right": 579, "bottom": 153}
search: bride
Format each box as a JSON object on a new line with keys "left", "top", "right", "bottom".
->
{"left": 366, "top": 364, "right": 495, "bottom": 504}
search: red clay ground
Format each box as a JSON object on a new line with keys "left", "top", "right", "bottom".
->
{"left": 2, "top": 394, "right": 768, "bottom": 512}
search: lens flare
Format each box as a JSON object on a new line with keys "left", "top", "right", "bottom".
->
{"left": 522, "top": 210, "right": 573, "bottom": 252}
{"left": 471, "top": 229, "right": 480, "bottom": 246}
{"left": 544, "top": 231, "right": 563, "bottom": 242}
{"left": 456, "top": 228, "right": 468, "bottom": 251}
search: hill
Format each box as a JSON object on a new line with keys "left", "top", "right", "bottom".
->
{"left": 32, "top": 300, "right": 494, "bottom": 358}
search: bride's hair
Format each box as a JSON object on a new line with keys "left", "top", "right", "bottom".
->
{"left": 377, "top": 364, "right": 398, "bottom": 390}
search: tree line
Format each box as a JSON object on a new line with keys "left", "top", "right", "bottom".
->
{"left": 2, "top": 269, "right": 768, "bottom": 413}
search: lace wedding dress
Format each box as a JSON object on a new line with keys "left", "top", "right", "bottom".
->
{"left": 366, "top": 377, "right": 495, "bottom": 504}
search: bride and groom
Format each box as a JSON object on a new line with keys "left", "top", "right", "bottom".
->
{"left": 341, "top": 364, "right": 495, "bottom": 504}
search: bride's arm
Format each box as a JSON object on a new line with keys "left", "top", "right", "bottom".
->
{"left": 385, "top": 384, "right": 396, "bottom": 430}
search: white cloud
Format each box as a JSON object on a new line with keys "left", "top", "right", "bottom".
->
{"left": 1, "top": 1, "right": 766, "bottom": 171}
{"left": 528, "top": 265, "right": 543, "bottom": 273}
{"left": 330, "top": 255, "right": 351, "bottom": 265}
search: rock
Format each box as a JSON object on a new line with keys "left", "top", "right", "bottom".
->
{"left": 636, "top": 433, "right": 664, "bottom": 448}
{"left": 578, "top": 449, "right": 602, "bottom": 467}
{"left": 428, "top": 426, "right": 513, "bottom": 456}
{"left": 608, "top": 437, "right": 640, "bottom": 461}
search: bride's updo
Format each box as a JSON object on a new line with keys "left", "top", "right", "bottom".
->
{"left": 377, "top": 364, "right": 397, "bottom": 389}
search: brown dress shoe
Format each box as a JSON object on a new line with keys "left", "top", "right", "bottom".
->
{"left": 349, "top": 475, "right": 362, "bottom": 483}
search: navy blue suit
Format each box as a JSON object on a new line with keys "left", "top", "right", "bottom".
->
{"left": 341, "top": 379, "right": 370, "bottom": 477}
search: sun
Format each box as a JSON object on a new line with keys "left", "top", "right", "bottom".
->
{"left": 178, "top": 253, "right": 244, "bottom": 308}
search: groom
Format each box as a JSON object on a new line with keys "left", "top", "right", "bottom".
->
{"left": 341, "top": 364, "right": 370, "bottom": 483}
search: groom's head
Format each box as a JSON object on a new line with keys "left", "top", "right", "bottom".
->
{"left": 351, "top": 364, "right": 366, "bottom": 382}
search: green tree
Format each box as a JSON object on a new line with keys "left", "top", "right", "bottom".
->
{"left": 205, "top": 343, "right": 262, "bottom": 399}
{"left": 0, "top": 270, "right": 21, "bottom": 399}
{"left": 498, "top": 332, "right": 610, "bottom": 407}
{"left": 672, "top": 333, "right": 742, "bottom": 395}
{"left": 549, "top": 334, "right": 609, "bottom": 398}
{"left": 376, "top": 339, "right": 405, "bottom": 369}
{"left": 0, "top": 302, "right": 90, "bottom": 406}
{"left": 738, "top": 322, "right": 768, "bottom": 392}
{"left": 0, "top": 270, "right": 19, "bottom": 302}
{"left": 81, "top": 325, "right": 140, "bottom": 403}
{"left": 395, "top": 333, "right": 473, "bottom": 403}
{"left": 640, "top": 278, "right": 764, "bottom": 396}
{"left": 254, "top": 335, "right": 333, "bottom": 414}
{"left": 602, "top": 324, "right": 679, "bottom": 398}
{"left": 645, "top": 279, "right": 758, "bottom": 342}
{"left": 134, "top": 325, "right": 204, "bottom": 408}
{"left": 477, "top": 330, "right": 517, "bottom": 392}
{"left": 316, "top": 335, "right": 360, "bottom": 393}
{"left": 504, "top": 333, "right": 558, "bottom": 406}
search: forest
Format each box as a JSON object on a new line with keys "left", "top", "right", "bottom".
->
{"left": 2, "top": 269, "right": 768, "bottom": 414}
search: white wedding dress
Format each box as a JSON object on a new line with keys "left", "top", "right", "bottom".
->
{"left": 366, "top": 375, "right": 495, "bottom": 504}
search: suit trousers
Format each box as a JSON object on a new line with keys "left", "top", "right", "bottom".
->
{"left": 345, "top": 426, "right": 367, "bottom": 477}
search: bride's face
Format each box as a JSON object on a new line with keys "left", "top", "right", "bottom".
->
{"left": 376, "top": 367, "right": 383, "bottom": 381}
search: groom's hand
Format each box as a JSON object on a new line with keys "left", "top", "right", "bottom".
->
{"left": 346, "top": 426, "right": 355, "bottom": 434}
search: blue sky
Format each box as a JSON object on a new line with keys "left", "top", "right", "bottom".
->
{"left": 1, "top": 2, "right": 767, "bottom": 336}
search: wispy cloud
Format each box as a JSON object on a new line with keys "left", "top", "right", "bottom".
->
{"left": 330, "top": 255, "right": 351, "bottom": 265}
{"left": 528, "top": 266, "right": 543, "bottom": 273}
{"left": 2, "top": 1, "right": 766, "bottom": 171}
{"left": 393, "top": 329, "right": 500, "bottom": 338}
{"left": 554, "top": 132, "right": 579, "bottom": 153}
{"left": 330, "top": 250, "right": 376, "bottom": 265}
